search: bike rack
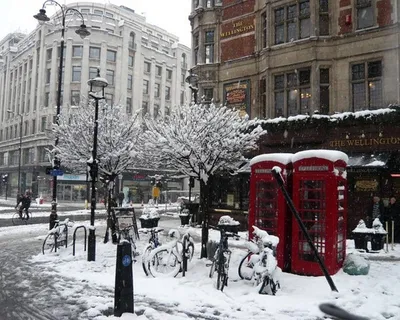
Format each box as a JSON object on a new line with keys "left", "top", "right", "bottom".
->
{"left": 73, "top": 225, "right": 87, "bottom": 256}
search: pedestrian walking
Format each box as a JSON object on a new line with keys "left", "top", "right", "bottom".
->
{"left": 117, "top": 192, "right": 124, "bottom": 207}
{"left": 385, "top": 196, "right": 400, "bottom": 243}
{"left": 366, "top": 195, "right": 384, "bottom": 228}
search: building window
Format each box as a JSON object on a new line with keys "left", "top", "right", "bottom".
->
{"left": 203, "top": 88, "right": 213, "bottom": 103}
{"left": 182, "top": 53, "right": 187, "bottom": 69}
{"left": 128, "top": 55, "right": 134, "bottom": 67}
{"left": 274, "top": 1, "right": 310, "bottom": 44}
{"left": 31, "top": 119, "right": 36, "bottom": 134}
{"left": 44, "top": 92, "right": 50, "bottom": 107}
{"left": 46, "top": 69, "right": 51, "bottom": 84}
{"left": 142, "top": 101, "right": 148, "bottom": 117}
{"left": 261, "top": 12, "right": 267, "bottom": 49}
{"left": 205, "top": 31, "right": 214, "bottom": 64}
{"left": 129, "top": 32, "right": 135, "bottom": 49}
{"left": 41, "top": 116, "right": 47, "bottom": 132}
{"left": 274, "top": 68, "right": 311, "bottom": 117}
{"left": 89, "top": 67, "right": 98, "bottom": 79}
{"left": 154, "top": 83, "right": 160, "bottom": 98}
{"left": 105, "top": 93, "right": 113, "bottom": 105}
{"left": 193, "top": 34, "right": 199, "bottom": 65}
{"left": 126, "top": 97, "right": 132, "bottom": 114}
{"left": 46, "top": 48, "right": 52, "bottom": 60}
{"left": 181, "top": 72, "right": 186, "bottom": 85}
{"left": 351, "top": 61, "right": 382, "bottom": 111}
{"left": 144, "top": 61, "right": 151, "bottom": 73}
{"left": 165, "top": 86, "right": 171, "bottom": 100}
{"left": 165, "top": 105, "right": 170, "bottom": 117}
{"left": 94, "top": 9, "right": 103, "bottom": 15}
{"left": 106, "top": 69, "right": 114, "bottom": 86}
{"left": 107, "top": 50, "right": 117, "bottom": 62}
{"left": 81, "top": 8, "right": 90, "bottom": 14}
{"left": 156, "top": 65, "right": 162, "bottom": 76}
{"left": 319, "top": 68, "right": 330, "bottom": 114}
{"left": 72, "top": 46, "right": 83, "bottom": 57}
{"left": 127, "top": 74, "right": 133, "bottom": 90}
{"left": 143, "top": 80, "right": 149, "bottom": 94}
{"left": 260, "top": 77, "right": 267, "bottom": 118}
{"left": 105, "top": 12, "right": 113, "bottom": 18}
{"left": 154, "top": 104, "right": 160, "bottom": 118}
{"left": 24, "top": 121, "right": 28, "bottom": 136}
{"left": 89, "top": 47, "right": 101, "bottom": 59}
{"left": 71, "top": 90, "right": 80, "bottom": 105}
{"left": 357, "top": 0, "right": 374, "bottom": 29}
{"left": 167, "top": 69, "right": 172, "bottom": 80}
{"left": 319, "top": 0, "right": 329, "bottom": 35}
{"left": 72, "top": 66, "right": 81, "bottom": 82}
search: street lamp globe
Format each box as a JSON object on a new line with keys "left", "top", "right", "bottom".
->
{"left": 33, "top": 9, "right": 50, "bottom": 24}
{"left": 88, "top": 69, "right": 108, "bottom": 96}
{"left": 75, "top": 24, "right": 91, "bottom": 39}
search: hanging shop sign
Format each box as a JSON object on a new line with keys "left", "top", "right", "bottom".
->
{"left": 223, "top": 79, "right": 251, "bottom": 118}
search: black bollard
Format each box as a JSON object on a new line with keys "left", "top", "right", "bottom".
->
{"left": 49, "top": 210, "right": 58, "bottom": 230}
{"left": 114, "top": 241, "right": 134, "bottom": 317}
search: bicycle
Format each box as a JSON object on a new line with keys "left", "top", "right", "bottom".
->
{"left": 208, "top": 225, "right": 239, "bottom": 292}
{"left": 117, "top": 224, "right": 140, "bottom": 261}
{"left": 238, "top": 226, "right": 281, "bottom": 295}
{"left": 147, "top": 229, "right": 195, "bottom": 278}
{"left": 12, "top": 206, "right": 32, "bottom": 225}
{"left": 140, "top": 227, "right": 164, "bottom": 276}
{"left": 42, "top": 218, "right": 74, "bottom": 254}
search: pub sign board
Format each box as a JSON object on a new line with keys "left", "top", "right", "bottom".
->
{"left": 223, "top": 79, "right": 251, "bottom": 118}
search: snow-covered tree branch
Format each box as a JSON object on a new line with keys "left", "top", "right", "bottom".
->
{"left": 140, "top": 103, "right": 266, "bottom": 258}
{"left": 140, "top": 103, "right": 265, "bottom": 183}
{"left": 47, "top": 100, "right": 142, "bottom": 179}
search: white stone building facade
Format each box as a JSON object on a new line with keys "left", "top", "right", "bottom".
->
{"left": 0, "top": 2, "right": 191, "bottom": 200}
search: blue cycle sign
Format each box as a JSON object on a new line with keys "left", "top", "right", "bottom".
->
{"left": 122, "top": 255, "right": 131, "bottom": 267}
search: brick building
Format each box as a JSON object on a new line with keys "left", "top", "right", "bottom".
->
{"left": 189, "top": 0, "right": 400, "bottom": 233}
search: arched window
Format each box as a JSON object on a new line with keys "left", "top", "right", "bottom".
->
{"left": 129, "top": 32, "right": 135, "bottom": 49}
{"left": 181, "top": 53, "right": 187, "bottom": 69}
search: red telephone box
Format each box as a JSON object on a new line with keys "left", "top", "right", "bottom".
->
{"left": 291, "top": 150, "right": 348, "bottom": 276}
{"left": 248, "top": 153, "right": 293, "bottom": 271}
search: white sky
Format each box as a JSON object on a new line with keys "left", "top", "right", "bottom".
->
{"left": 0, "top": 0, "right": 192, "bottom": 47}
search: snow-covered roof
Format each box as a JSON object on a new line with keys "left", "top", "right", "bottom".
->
{"left": 250, "top": 153, "right": 293, "bottom": 166}
{"left": 292, "top": 150, "right": 349, "bottom": 164}
{"left": 347, "top": 153, "right": 389, "bottom": 167}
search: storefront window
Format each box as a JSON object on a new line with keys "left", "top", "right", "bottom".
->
{"left": 210, "top": 174, "right": 249, "bottom": 210}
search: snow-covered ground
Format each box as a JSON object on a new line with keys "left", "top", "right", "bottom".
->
{"left": 0, "top": 217, "right": 395, "bottom": 320}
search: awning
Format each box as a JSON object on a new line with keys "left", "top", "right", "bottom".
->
{"left": 347, "top": 153, "right": 391, "bottom": 167}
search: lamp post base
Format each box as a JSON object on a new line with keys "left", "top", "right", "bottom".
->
{"left": 88, "top": 229, "right": 96, "bottom": 261}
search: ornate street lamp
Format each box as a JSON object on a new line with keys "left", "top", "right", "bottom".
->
{"left": 34, "top": 1, "right": 90, "bottom": 229}
{"left": 6, "top": 110, "right": 23, "bottom": 199}
{"left": 87, "top": 68, "right": 108, "bottom": 262}
{"left": 185, "top": 69, "right": 199, "bottom": 104}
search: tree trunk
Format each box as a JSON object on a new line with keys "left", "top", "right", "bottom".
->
{"left": 200, "top": 177, "right": 211, "bottom": 259}
{"left": 104, "top": 176, "right": 118, "bottom": 244}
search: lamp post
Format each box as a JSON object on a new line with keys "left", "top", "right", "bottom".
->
{"left": 7, "top": 110, "right": 23, "bottom": 199}
{"left": 87, "top": 68, "right": 108, "bottom": 261}
{"left": 185, "top": 68, "right": 199, "bottom": 104}
{"left": 34, "top": 1, "right": 90, "bottom": 227}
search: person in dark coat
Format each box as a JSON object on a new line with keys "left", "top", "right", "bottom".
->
{"left": 385, "top": 196, "right": 400, "bottom": 243}
{"left": 366, "top": 196, "right": 384, "bottom": 228}
{"left": 117, "top": 192, "right": 125, "bottom": 207}
{"left": 16, "top": 191, "right": 32, "bottom": 219}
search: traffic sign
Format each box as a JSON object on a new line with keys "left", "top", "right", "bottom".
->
{"left": 50, "top": 169, "right": 64, "bottom": 176}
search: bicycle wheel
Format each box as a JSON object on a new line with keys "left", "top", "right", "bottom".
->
{"left": 259, "top": 275, "right": 279, "bottom": 295}
{"left": 142, "top": 245, "right": 153, "bottom": 276}
{"left": 238, "top": 252, "right": 255, "bottom": 280}
{"left": 216, "top": 253, "right": 227, "bottom": 291}
{"left": 43, "top": 233, "right": 57, "bottom": 254}
{"left": 148, "top": 248, "right": 180, "bottom": 278}
{"left": 12, "top": 213, "right": 26, "bottom": 226}
{"left": 182, "top": 236, "right": 194, "bottom": 275}
{"left": 209, "top": 248, "right": 219, "bottom": 278}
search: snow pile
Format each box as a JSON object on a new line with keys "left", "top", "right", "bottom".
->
{"left": 252, "top": 225, "right": 279, "bottom": 248}
{"left": 140, "top": 207, "right": 160, "bottom": 220}
{"left": 218, "top": 215, "right": 240, "bottom": 226}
